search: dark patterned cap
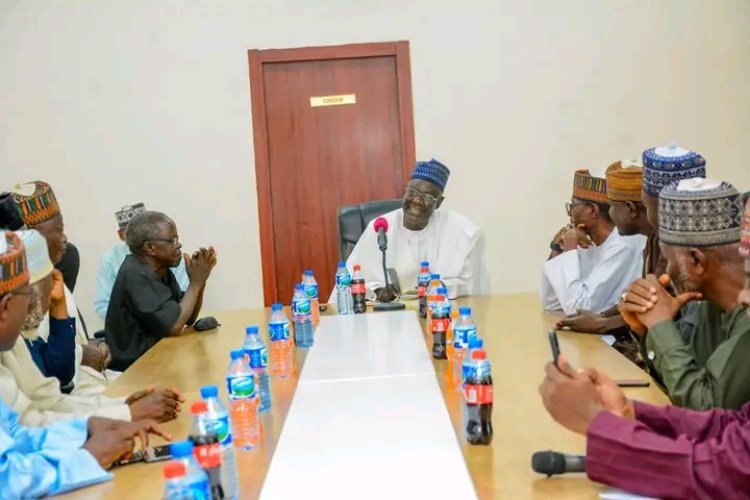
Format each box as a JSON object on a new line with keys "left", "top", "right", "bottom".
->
{"left": 116, "top": 203, "right": 147, "bottom": 230}
{"left": 643, "top": 143, "right": 706, "bottom": 197}
{"left": 411, "top": 159, "right": 450, "bottom": 192}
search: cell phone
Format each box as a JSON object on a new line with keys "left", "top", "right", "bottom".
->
{"left": 548, "top": 330, "right": 561, "bottom": 368}
{"left": 114, "top": 444, "right": 172, "bottom": 467}
{"left": 616, "top": 379, "right": 651, "bottom": 388}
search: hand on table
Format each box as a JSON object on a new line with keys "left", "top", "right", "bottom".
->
{"left": 556, "top": 309, "right": 608, "bottom": 334}
{"left": 126, "top": 387, "right": 184, "bottom": 422}
{"left": 84, "top": 417, "right": 172, "bottom": 469}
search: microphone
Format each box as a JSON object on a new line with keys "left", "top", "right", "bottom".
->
{"left": 531, "top": 450, "right": 586, "bottom": 476}
{"left": 373, "top": 217, "right": 388, "bottom": 252}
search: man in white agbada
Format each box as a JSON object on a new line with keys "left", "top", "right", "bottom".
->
{"left": 340, "top": 159, "right": 489, "bottom": 301}
{"left": 0, "top": 229, "right": 183, "bottom": 426}
{"left": 541, "top": 169, "right": 646, "bottom": 315}
{"left": 11, "top": 181, "right": 114, "bottom": 396}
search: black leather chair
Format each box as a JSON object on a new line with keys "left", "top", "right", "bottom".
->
{"left": 337, "top": 199, "right": 402, "bottom": 260}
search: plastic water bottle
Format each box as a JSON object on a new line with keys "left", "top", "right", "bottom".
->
{"left": 445, "top": 309, "right": 459, "bottom": 382}
{"left": 199, "top": 385, "right": 238, "bottom": 499}
{"left": 464, "top": 349, "right": 493, "bottom": 445}
{"left": 430, "top": 288, "right": 450, "bottom": 359}
{"left": 417, "top": 261, "right": 431, "bottom": 318}
{"left": 163, "top": 461, "right": 193, "bottom": 500}
{"left": 169, "top": 440, "right": 211, "bottom": 499}
{"left": 243, "top": 326, "right": 271, "bottom": 413}
{"left": 302, "top": 270, "right": 320, "bottom": 326}
{"left": 189, "top": 401, "right": 224, "bottom": 499}
{"left": 292, "top": 284, "right": 314, "bottom": 348}
{"left": 425, "top": 274, "right": 442, "bottom": 323}
{"left": 269, "top": 303, "right": 293, "bottom": 378}
{"left": 335, "top": 261, "right": 354, "bottom": 315}
{"left": 351, "top": 264, "right": 367, "bottom": 314}
{"left": 226, "top": 349, "right": 260, "bottom": 451}
{"left": 454, "top": 307, "right": 478, "bottom": 349}
{"left": 463, "top": 338, "right": 484, "bottom": 384}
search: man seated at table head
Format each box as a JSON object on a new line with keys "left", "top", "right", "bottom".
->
{"left": 341, "top": 159, "right": 489, "bottom": 302}
{"left": 0, "top": 230, "right": 172, "bottom": 498}
{"left": 618, "top": 178, "right": 750, "bottom": 410}
{"left": 106, "top": 210, "right": 216, "bottom": 371}
{"left": 94, "top": 203, "right": 190, "bottom": 321}
{"left": 558, "top": 146, "right": 707, "bottom": 338}
{"left": 10, "top": 180, "right": 111, "bottom": 395}
{"left": 539, "top": 205, "right": 750, "bottom": 497}
{"left": 541, "top": 169, "right": 647, "bottom": 315}
{"left": 0, "top": 229, "right": 183, "bottom": 426}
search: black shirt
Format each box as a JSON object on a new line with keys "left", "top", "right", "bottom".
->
{"left": 105, "top": 254, "right": 182, "bottom": 371}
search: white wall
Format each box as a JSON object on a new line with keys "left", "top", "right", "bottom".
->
{"left": 2, "top": 0, "right": 749, "bottom": 329}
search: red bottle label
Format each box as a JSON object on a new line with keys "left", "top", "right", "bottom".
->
{"left": 431, "top": 318, "right": 450, "bottom": 334}
{"left": 351, "top": 283, "right": 366, "bottom": 294}
{"left": 193, "top": 443, "right": 222, "bottom": 468}
{"left": 417, "top": 285, "right": 427, "bottom": 298}
{"left": 463, "top": 384, "right": 494, "bottom": 404}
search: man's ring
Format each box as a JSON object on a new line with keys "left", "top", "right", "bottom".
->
{"left": 621, "top": 292, "right": 628, "bottom": 303}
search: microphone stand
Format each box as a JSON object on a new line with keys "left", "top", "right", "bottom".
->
{"left": 373, "top": 241, "right": 406, "bottom": 312}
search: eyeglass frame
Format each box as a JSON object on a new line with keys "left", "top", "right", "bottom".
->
{"left": 404, "top": 187, "right": 441, "bottom": 207}
{"left": 147, "top": 236, "right": 180, "bottom": 247}
{"left": 565, "top": 199, "right": 594, "bottom": 217}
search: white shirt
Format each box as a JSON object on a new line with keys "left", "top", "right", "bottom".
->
{"left": 541, "top": 229, "right": 646, "bottom": 315}
{"left": 0, "top": 336, "right": 130, "bottom": 426}
{"left": 339, "top": 208, "right": 489, "bottom": 300}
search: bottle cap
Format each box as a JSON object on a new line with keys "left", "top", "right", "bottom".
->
{"left": 190, "top": 400, "right": 208, "bottom": 415}
{"left": 200, "top": 385, "right": 218, "bottom": 398}
{"left": 304, "top": 270, "right": 313, "bottom": 276}
{"left": 353, "top": 264, "right": 361, "bottom": 272}
{"left": 163, "top": 461, "right": 186, "bottom": 479}
{"left": 169, "top": 440, "right": 194, "bottom": 459}
{"left": 471, "top": 349, "right": 487, "bottom": 361}
{"left": 272, "top": 303, "right": 283, "bottom": 311}
{"left": 421, "top": 261, "right": 429, "bottom": 267}
{"left": 338, "top": 260, "right": 346, "bottom": 267}
{"left": 431, "top": 273, "right": 441, "bottom": 280}
{"left": 230, "top": 349, "right": 245, "bottom": 360}
{"left": 459, "top": 307, "right": 471, "bottom": 315}
{"left": 245, "top": 325, "right": 259, "bottom": 335}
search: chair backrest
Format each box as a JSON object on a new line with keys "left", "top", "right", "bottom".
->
{"left": 337, "top": 199, "right": 402, "bottom": 260}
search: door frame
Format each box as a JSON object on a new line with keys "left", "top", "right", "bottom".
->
{"left": 247, "top": 41, "right": 416, "bottom": 306}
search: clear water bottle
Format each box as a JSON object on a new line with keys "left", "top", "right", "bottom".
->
{"left": 243, "top": 325, "right": 271, "bottom": 413}
{"left": 302, "top": 270, "right": 320, "bottom": 325}
{"left": 199, "top": 385, "right": 238, "bottom": 499}
{"left": 425, "top": 274, "right": 442, "bottom": 323}
{"left": 292, "top": 284, "right": 314, "bottom": 348}
{"left": 226, "top": 349, "right": 260, "bottom": 451}
{"left": 335, "top": 261, "right": 354, "bottom": 315}
{"left": 163, "top": 461, "right": 192, "bottom": 500}
{"left": 417, "top": 261, "right": 431, "bottom": 318}
{"left": 269, "top": 303, "right": 293, "bottom": 378}
{"left": 169, "top": 440, "right": 212, "bottom": 499}
{"left": 453, "top": 307, "right": 478, "bottom": 349}
{"left": 189, "top": 401, "right": 224, "bottom": 500}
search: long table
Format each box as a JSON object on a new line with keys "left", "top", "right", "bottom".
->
{"left": 61, "top": 294, "right": 669, "bottom": 499}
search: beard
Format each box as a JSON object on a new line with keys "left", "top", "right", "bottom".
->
{"left": 671, "top": 263, "right": 700, "bottom": 296}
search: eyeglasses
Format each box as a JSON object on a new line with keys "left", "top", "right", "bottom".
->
{"left": 404, "top": 187, "right": 440, "bottom": 206}
{"left": 149, "top": 236, "right": 180, "bottom": 247}
{"left": 565, "top": 200, "right": 591, "bottom": 217}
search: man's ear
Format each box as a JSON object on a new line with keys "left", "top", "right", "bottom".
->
{"left": 0, "top": 295, "right": 11, "bottom": 325}
{"left": 625, "top": 201, "right": 639, "bottom": 219}
{"left": 142, "top": 242, "right": 155, "bottom": 257}
{"left": 435, "top": 196, "right": 445, "bottom": 210}
{"left": 689, "top": 248, "right": 708, "bottom": 276}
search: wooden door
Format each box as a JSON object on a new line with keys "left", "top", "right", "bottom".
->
{"left": 249, "top": 42, "right": 415, "bottom": 305}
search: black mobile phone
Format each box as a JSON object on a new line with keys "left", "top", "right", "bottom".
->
{"left": 616, "top": 379, "right": 651, "bottom": 388}
{"left": 548, "top": 330, "right": 561, "bottom": 368}
{"left": 114, "top": 445, "right": 172, "bottom": 467}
